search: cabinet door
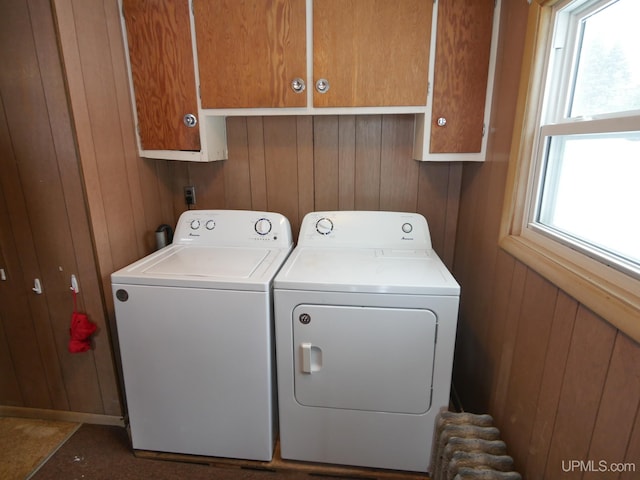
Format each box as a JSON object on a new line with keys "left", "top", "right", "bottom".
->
{"left": 430, "top": 0, "right": 494, "bottom": 153}
{"left": 123, "top": 0, "right": 200, "bottom": 151}
{"left": 194, "top": 0, "right": 307, "bottom": 109}
{"left": 313, "top": 0, "right": 432, "bottom": 108}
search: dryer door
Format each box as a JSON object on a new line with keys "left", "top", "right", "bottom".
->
{"left": 292, "top": 304, "right": 437, "bottom": 414}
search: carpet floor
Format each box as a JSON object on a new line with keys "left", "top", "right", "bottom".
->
{"left": 0, "top": 417, "right": 79, "bottom": 480}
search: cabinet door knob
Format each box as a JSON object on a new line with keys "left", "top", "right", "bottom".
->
{"left": 437, "top": 117, "right": 447, "bottom": 127}
{"left": 183, "top": 113, "right": 198, "bottom": 128}
{"left": 291, "top": 77, "right": 306, "bottom": 93}
{"left": 315, "top": 78, "right": 330, "bottom": 94}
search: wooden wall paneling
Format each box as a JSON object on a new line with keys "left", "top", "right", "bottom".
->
{"left": 501, "top": 270, "right": 558, "bottom": 469}
{"left": 544, "top": 306, "right": 616, "bottom": 479}
{"left": 169, "top": 161, "right": 190, "bottom": 218}
{"left": 488, "top": 259, "right": 527, "bottom": 425}
{"left": 457, "top": 165, "right": 497, "bottom": 336}
{"left": 443, "top": 163, "right": 462, "bottom": 268}
{"left": 295, "top": 116, "right": 314, "bottom": 229}
{"left": 263, "top": 116, "right": 300, "bottom": 233}
{"left": 136, "top": 159, "right": 174, "bottom": 251}
{"left": 415, "top": 161, "right": 462, "bottom": 269}
{"left": 623, "top": 406, "right": 640, "bottom": 480}
{"left": 8, "top": 78, "right": 100, "bottom": 413}
{"left": 151, "top": 160, "right": 180, "bottom": 228}
{"left": 476, "top": 249, "right": 516, "bottom": 413}
{"left": 0, "top": 167, "right": 51, "bottom": 408}
{"left": 379, "top": 115, "right": 419, "bottom": 212}
{"left": 0, "top": 233, "right": 21, "bottom": 405}
{"left": 417, "top": 163, "right": 451, "bottom": 258}
{"left": 456, "top": 158, "right": 503, "bottom": 353}
{"left": 0, "top": 310, "right": 22, "bottom": 406}
{"left": 53, "top": 0, "right": 114, "bottom": 279}
{"left": 452, "top": 0, "right": 531, "bottom": 415}
{"left": 313, "top": 116, "right": 340, "bottom": 211}
{"left": 5, "top": 8, "right": 104, "bottom": 413}
{"left": 30, "top": 0, "right": 120, "bottom": 415}
{"left": 586, "top": 332, "right": 640, "bottom": 478}
{"left": 1, "top": 0, "right": 80, "bottom": 412}
{"left": 56, "top": 0, "right": 140, "bottom": 271}
{"left": 247, "top": 117, "right": 268, "bottom": 211}
{"left": 189, "top": 161, "right": 225, "bottom": 209}
{"left": 417, "top": 162, "right": 450, "bottom": 258}
{"left": 524, "top": 291, "right": 578, "bottom": 479}
{"left": 452, "top": 0, "right": 529, "bottom": 403}
{"left": 338, "top": 116, "right": 356, "bottom": 210}
{"left": 452, "top": 165, "right": 483, "bottom": 295}
{"left": 458, "top": 0, "right": 529, "bottom": 344}
{"left": 224, "top": 117, "right": 252, "bottom": 210}
{"left": 354, "top": 115, "right": 382, "bottom": 210}
{"left": 54, "top": 0, "right": 146, "bottom": 270}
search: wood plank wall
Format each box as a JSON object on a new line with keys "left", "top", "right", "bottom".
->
{"left": 0, "top": 0, "right": 119, "bottom": 415}
{"left": 164, "top": 115, "right": 462, "bottom": 268}
{"left": 453, "top": 2, "right": 640, "bottom": 479}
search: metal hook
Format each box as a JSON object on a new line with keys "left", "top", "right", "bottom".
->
{"left": 70, "top": 274, "right": 79, "bottom": 294}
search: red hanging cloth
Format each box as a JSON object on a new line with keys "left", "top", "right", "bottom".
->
{"left": 68, "top": 289, "right": 97, "bottom": 353}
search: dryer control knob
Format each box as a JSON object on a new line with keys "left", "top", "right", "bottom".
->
{"left": 205, "top": 220, "right": 216, "bottom": 230}
{"left": 190, "top": 219, "right": 201, "bottom": 230}
{"left": 255, "top": 218, "right": 272, "bottom": 235}
{"left": 402, "top": 222, "right": 413, "bottom": 234}
{"left": 315, "top": 217, "right": 334, "bottom": 235}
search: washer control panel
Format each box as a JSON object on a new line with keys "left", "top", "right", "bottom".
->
{"left": 173, "top": 210, "right": 292, "bottom": 247}
{"left": 299, "top": 211, "right": 432, "bottom": 250}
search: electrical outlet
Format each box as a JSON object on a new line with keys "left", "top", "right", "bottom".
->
{"left": 184, "top": 186, "right": 196, "bottom": 205}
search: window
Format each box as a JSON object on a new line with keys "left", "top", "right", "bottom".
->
{"left": 501, "top": 0, "right": 640, "bottom": 341}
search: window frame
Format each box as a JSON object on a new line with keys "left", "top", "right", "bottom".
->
{"left": 500, "top": 0, "right": 640, "bottom": 343}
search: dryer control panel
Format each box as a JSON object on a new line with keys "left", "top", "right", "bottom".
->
{"left": 298, "top": 211, "right": 432, "bottom": 250}
{"left": 173, "top": 210, "right": 293, "bottom": 247}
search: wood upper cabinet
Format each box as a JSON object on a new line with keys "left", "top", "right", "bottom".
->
{"left": 193, "top": 0, "right": 307, "bottom": 109}
{"left": 194, "top": 0, "right": 431, "bottom": 109}
{"left": 429, "top": 0, "right": 495, "bottom": 154}
{"left": 312, "top": 0, "right": 432, "bottom": 108}
{"left": 122, "top": 0, "right": 200, "bottom": 151}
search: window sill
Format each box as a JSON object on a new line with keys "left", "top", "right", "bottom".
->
{"left": 500, "top": 233, "right": 640, "bottom": 343}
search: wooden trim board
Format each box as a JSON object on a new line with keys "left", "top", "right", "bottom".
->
{"left": 0, "top": 406, "right": 124, "bottom": 427}
{"left": 135, "top": 441, "right": 430, "bottom": 479}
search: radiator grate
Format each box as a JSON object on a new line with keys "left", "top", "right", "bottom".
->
{"left": 430, "top": 412, "right": 522, "bottom": 480}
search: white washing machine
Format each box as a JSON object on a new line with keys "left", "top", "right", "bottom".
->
{"left": 111, "top": 210, "right": 292, "bottom": 461}
{"left": 273, "top": 211, "right": 460, "bottom": 473}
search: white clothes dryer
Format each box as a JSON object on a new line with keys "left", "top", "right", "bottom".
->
{"left": 111, "top": 210, "right": 292, "bottom": 461}
{"left": 273, "top": 211, "right": 459, "bottom": 473}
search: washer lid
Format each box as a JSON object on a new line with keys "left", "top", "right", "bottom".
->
{"left": 274, "top": 247, "right": 460, "bottom": 295}
{"left": 111, "top": 244, "right": 291, "bottom": 291}
{"left": 143, "top": 246, "right": 269, "bottom": 277}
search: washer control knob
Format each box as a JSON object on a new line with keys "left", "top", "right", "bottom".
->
{"left": 190, "top": 219, "right": 201, "bottom": 230}
{"left": 255, "top": 218, "right": 272, "bottom": 236}
{"left": 205, "top": 220, "right": 216, "bottom": 230}
{"left": 315, "top": 217, "right": 334, "bottom": 235}
{"left": 402, "top": 222, "right": 413, "bottom": 234}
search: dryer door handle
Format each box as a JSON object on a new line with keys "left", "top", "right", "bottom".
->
{"left": 300, "top": 343, "right": 322, "bottom": 374}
